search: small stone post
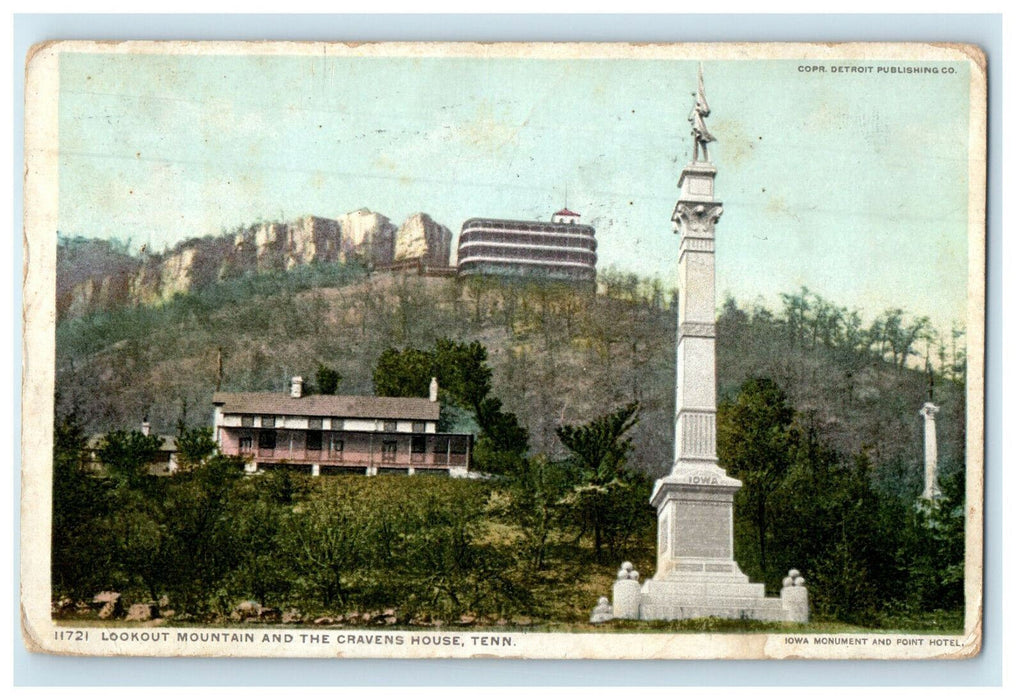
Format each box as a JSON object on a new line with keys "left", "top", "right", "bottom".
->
{"left": 780, "top": 569, "right": 809, "bottom": 622}
{"left": 612, "top": 562, "right": 642, "bottom": 619}
{"left": 589, "top": 597, "right": 614, "bottom": 624}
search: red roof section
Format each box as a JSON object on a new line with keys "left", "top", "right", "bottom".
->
{"left": 554, "top": 208, "right": 580, "bottom": 217}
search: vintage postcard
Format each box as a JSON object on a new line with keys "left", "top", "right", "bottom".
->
{"left": 21, "top": 41, "right": 986, "bottom": 660}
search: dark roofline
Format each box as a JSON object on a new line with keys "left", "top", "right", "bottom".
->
{"left": 87, "top": 433, "right": 178, "bottom": 451}
{"left": 212, "top": 392, "right": 441, "bottom": 421}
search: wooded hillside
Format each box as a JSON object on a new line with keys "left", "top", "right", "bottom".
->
{"left": 56, "top": 263, "right": 964, "bottom": 506}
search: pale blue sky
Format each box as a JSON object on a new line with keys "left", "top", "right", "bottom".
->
{"left": 57, "top": 52, "right": 972, "bottom": 333}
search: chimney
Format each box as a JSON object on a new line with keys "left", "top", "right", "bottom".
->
{"left": 141, "top": 416, "right": 151, "bottom": 436}
{"left": 429, "top": 377, "right": 439, "bottom": 402}
{"left": 291, "top": 376, "right": 304, "bottom": 398}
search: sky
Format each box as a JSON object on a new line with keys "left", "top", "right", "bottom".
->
{"left": 57, "top": 50, "right": 973, "bottom": 334}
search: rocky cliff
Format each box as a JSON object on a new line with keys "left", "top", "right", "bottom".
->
{"left": 339, "top": 208, "right": 396, "bottom": 267}
{"left": 393, "top": 213, "right": 452, "bottom": 267}
{"left": 57, "top": 210, "right": 453, "bottom": 320}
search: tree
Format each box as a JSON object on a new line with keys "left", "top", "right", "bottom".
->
{"left": 163, "top": 454, "right": 246, "bottom": 614}
{"left": 903, "top": 469, "right": 966, "bottom": 613}
{"left": 475, "top": 398, "right": 530, "bottom": 456}
{"left": 315, "top": 363, "right": 341, "bottom": 395}
{"left": 373, "top": 347, "right": 433, "bottom": 398}
{"left": 108, "top": 487, "right": 173, "bottom": 602}
{"left": 397, "top": 482, "right": 528, "bottom": 619}
{"left": 506, "top": 456, "right": 572, "bottom": 571}
{"left": 556, "top": 402, "right": 639, "bottom": 482}
{"left": 718, "top": 378, "right": 796, "bottom": 579}
{"left": 433, "top": 339, "right": 492, "bottom": 415}
{"left": 227, "top": 494, "right": 292, "bottom": 608}
{"left": 781, "top": 287, "right": 811, "bottom": 348}
{"left": 283, "top": 486, "right": 378, "bottom": 609}
{"left": 755, "top": 419, "right": 912, "bottom": 623}
{"left": 97, "top": 429, "right": 163, "bottom": 487}
{"left": 175, "top": 425, "right": 217, "bottom": 471}
{"left": 372, "top": 339, "right": 530, "bottom": 472}
{"left": 52, "top": 410, "right": 113, "bottom": 600}
{"left": 556, "top": 402, "right": 645, "bottom": 560}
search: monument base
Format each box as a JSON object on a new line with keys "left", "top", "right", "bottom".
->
{"left": 637, "top": 570, "right": 805, "bottom": 622}
{"left": 609, "top": 558, "right": 808, "bottom": 622}
{"left": 607, "top": 471, "right": 808, "bottom": 623}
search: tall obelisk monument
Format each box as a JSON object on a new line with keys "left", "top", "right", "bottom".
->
{"left": 604, "top": 66, "right": 806, "bottom": 622}
{"left": 601, "top": 67, "right": 802, "bottom": 622}
{"left": 647, "top": 63, "right": 744, "bottom": 588}
{"left": 627, "top": 65, "right": 807, "bottom": 621}
{"left": 671, "top": 64, "right": 725, "bottom": 477}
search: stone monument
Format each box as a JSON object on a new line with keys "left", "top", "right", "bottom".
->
{"left": 602, "top": 66, "right": 808, "bottom": 623}
{"left": 919, "top": 402, "right": 942, "bottom": 500}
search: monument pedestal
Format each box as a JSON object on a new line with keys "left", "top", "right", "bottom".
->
{"left": 627, "top": 469, "right": 807, "bottom": 622}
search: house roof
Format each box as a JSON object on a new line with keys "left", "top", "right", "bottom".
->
{"left": 87, "top": 434, "right": 177, "bottom": 452}
{"left": 212, "top": 392, "right": 441, "bottom": 421}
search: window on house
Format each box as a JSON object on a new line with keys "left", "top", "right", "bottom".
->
{"left": 381, "top": 440, "right": 397, "bottom": 462}
{"left": 433, "top": 437, "right": 449, "bottom": 453}
{"left": 329, "top": 436, "right": 344, "bottom": 454}
{"left": 382, "top": 420, "right": 397, "bottom": 433}
{"left": 450, "top": 436, "right": 467, "bottom": 454}
{"left": 411, "top": 421, "right": 425, "bottom": 433}
{"left": 306, "top": 430, "right": 322, "bottom": 451}
{"left": 331, "top": 418, "right": 345, "bottom": 430}
{"left": 411, "top": 435, "right": 426, "bottom": 453}
{"left": 258, "top": 430, "right": 277, "bottom": 450}
{"left": 241, "top": 415, "right": 254, "bottom": 427}
{"left": 308, "top": 418, "right": 322, "bottom": 430}
{"left": 239, "top": 436, "right": 253, "bottom": 453}
{"left": 261, "top": 415, "right": 276, "bottom": 428}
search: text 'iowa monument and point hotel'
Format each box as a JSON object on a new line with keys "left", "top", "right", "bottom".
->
{"left": 594, "top": 67, "right": 810, "bottom": 623}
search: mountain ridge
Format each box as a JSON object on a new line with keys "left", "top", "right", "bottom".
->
{"left": 57, "top": 209, "right": 454, "bottom": 319}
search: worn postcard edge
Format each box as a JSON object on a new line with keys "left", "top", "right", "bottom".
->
{"left": 20, "top": 40, "right": 988, "bottom": 660}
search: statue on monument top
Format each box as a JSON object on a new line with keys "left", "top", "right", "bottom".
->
{"left": 688, "top": 64, "right": 716, "bottom": 162}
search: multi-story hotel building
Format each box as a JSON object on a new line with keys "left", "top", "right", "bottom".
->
{"left": 456, "top": 209, "right": 597, "bottom": 283}
{"left": 213, "top": 377, "right": 473, "bottom": 476}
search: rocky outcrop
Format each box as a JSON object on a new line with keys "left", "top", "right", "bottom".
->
{"left": 56, "top": 210, "right": 452, "bottom": 320}
{"left": 57, "top": 238, "right": 137, "bottom": 318}
{"left": 129, "top": 246, "right": 197, "bottom": 307}
{"left": 234, "top": 216, "right": 343, "bottom": 272}
{"left": 339, "top": 208, "right": 396, "bottom": 267}
{"left": 125, "top": 602, "right": 160, "bottom": 621}
{"left": 393, "top": 213, "right": 451, "bottom": 267}
{"left": 65, "top": 273, "right": 134, "bottom": 318}
{"left": 289, "top": 216, "right": 343, "bottom": 268}
{"left": 92, "top": 591, "right": 123, "bottom": 619}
